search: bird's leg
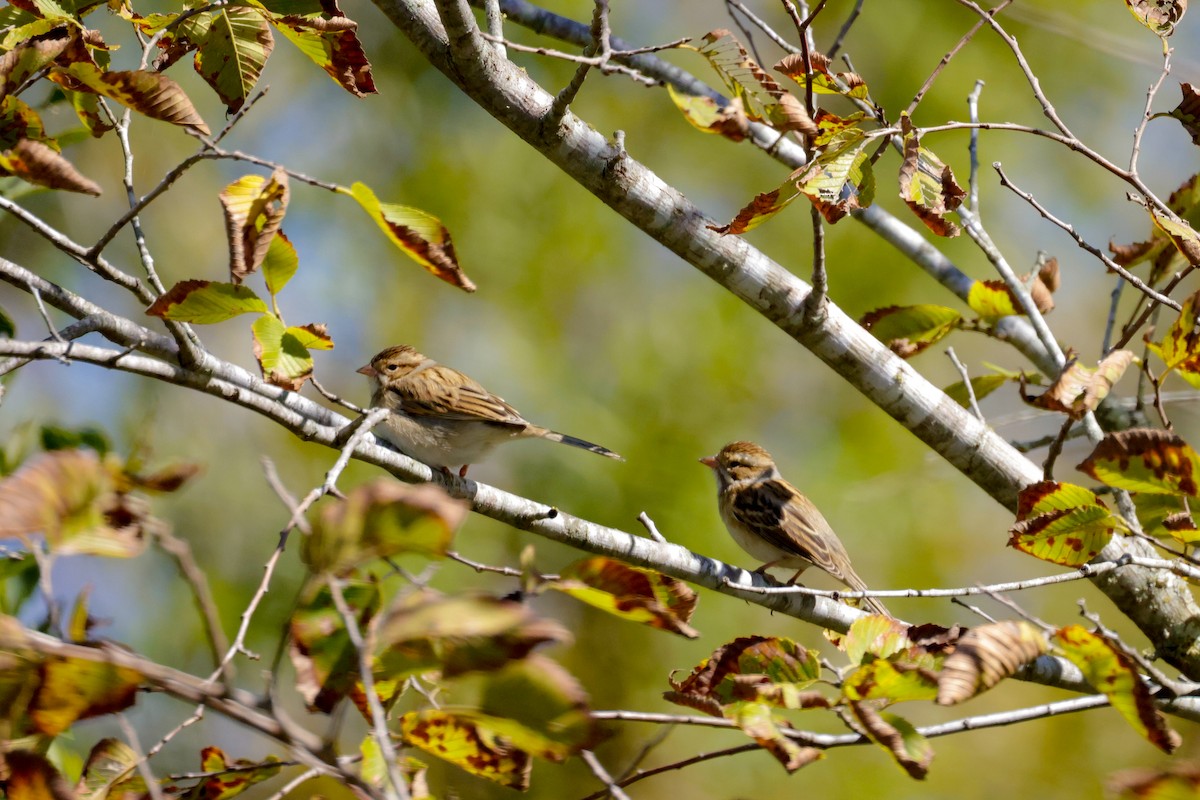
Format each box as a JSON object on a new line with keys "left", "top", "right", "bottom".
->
{"left": 458, "top": 465, "right": 470, "bottom": 478}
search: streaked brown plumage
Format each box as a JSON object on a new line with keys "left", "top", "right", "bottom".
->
{"left": 359, "top": 345, "right": 623, "bottom": 476}
{"left": 701, "top": 440, "right": 890, "bottom": 617}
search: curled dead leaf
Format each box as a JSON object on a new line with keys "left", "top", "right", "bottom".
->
{"left": 936, "top": 621, "right": 1048, "bottom": 705}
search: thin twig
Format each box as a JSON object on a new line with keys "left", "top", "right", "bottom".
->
{"left": 827, "top": 0, "right": 864, "bottom": 58}
{"left": 967, "top": 79, "right": 985, "bottom": 211}
{"left": 1041, "top": 416, "right": 1074, "bottom": 480}
{"left": 328, "top": 576, "right": 409, "bottom": 800}
{"left": 580, "top": 751, "right": 631, "bottom": 800}
{"left": 945, "top": 346, "right": 983, "bottom": 422}
{"left": 636, "top": 512, "right": 668, "bottom": 543}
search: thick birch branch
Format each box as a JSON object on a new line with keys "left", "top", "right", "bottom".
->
{"left": 372, "top": 0, "right": 1200, "bottom": 677}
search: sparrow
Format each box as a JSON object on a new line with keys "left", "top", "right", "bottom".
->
{"left": 358, "top": 345, "right": 623, "bottom": 477}
{"left": 701, "top": 440, "right": 890, "bottom": 617}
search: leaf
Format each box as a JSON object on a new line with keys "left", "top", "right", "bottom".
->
{"left": 936, "top": 621, "right": 1048, "bottom": 705}
{"left": 3, "top": 750, "right": 77, "bottom": 800}
{"left": 49, "top": 63, "right": 210, "bottom": 135}
{"left": 689, "top": 29, "right": 815, "bottom": 135}
{"left": 665, "top": 83, "right": 749, "bottom": 142}
{"left": 1135, "top": 493, "right": 1200, "bottom": 544}
{"left": 1149, "top": 204, "right": 1200, "bottom": 266}
{"left": 943, "top": 373, "right": 1014, "bottom": 408}
{"left": 145, "top": 280, "right": 268, "bottom": 323}
{"left": 286, "top": 323, "right": 332, "bottom": 350}
{"left": 794, "top": 127, "right": 874, "bottom": 223}
{"left": 1078, "top": 428, "right": 1200, "bottom": 495}
{"left": 1008, "top": 481, "right": 1125, "bottom": 566}
{"left": 775, "top": 51, "right": 871, "bottom": 101}
{"left": 375, "top": 591, "right": 570, "bottom": 680}
{"left": 78, "top": 738, "right": 147, "bottom": 800}
{"left": 399, "top": 710, "right": 532, "bottom": 790}
{"left": 0, "top": 450, "right": 151, "bottom": 557}
{"left": 288, "top": 576, "right": 382, "bottom": 713}
{"left": 1055, "top": 625, "right": 1180, "bottom": 753}
{"left": 665, "top": 636, "right": 823, "bottom": 715}
{"left": 262, "top": 231, "right": 298, "bottom": 296}
{"left": 1108, "top": 765, "right": 1200, "bottom": 799}
{"left": 1169, "top": 83, "right": 1200, "bottom": 145}
{"left": 65, "top": 89, "right": 113, "bottom": 137}
{"left": 346, "top": 182, "right": 475, "bottom": 292}
{"left": 848, "top": 703, "right": 933, "bottom": 779}
{"left": 191, "top": 748, "right": 282, "bottom": 800}
{"left": 39, "top": 424, "right": 110, "bottom": 455}
{"left": 967, "top": 271, "right": 1056, "bottom": 318}
{"left": 479, "top": 655, "right": 599, "bottom": 759}
{"left": 31, "top": 656, "right": 142, "bottom": 735}
{"left": 267, "top": 11, "right": 376, "bottom": 96}
{"left": 1019, "top": 350, "right": 1135, "bottom": 419}
{"left": 1111, "top": 173, "right": 1200, "bottom": 283}
{"left": 547, "top": 556, "right": 699, "bottom": 638}
{"left": 843, "top": 659, "right": 939, "bottom": 703}
{"left": 194, "top": 8, "right": 273, "bottom": 113}
{"left": 860, "top": 304, "right": 962, "bottom": 358}
{"left": 219, "top": 170, "right": 290, "bottom": 283}
{"left": 841, "top": 614, "right": 913, "bottom": 665}
{"left": 810, "top": 107, "right": 867, "bottom": 146}
{"left": 302, "top": 480, "right": 466, "bottom": 574}
{"left": 251, "top": 314, "right": 313, "bottom": 391}
{"left": 1147, "top": 289, "right": 1200, "bottom": 388}
{"left": 1125, "top": 0, "right": 1187, "bottom": 36}
{"left": 898, "top": 114, "right": 965, "bottom": 237}
{"left": 731, "top": 701, "right": 823, "bottom": 772}
{"left": 709, "top": 174, "right": 804, "bottom": 235}
{"left": 0, "top": 138, "right": 101, "bottom": 196}
{"left": 0, "top": 34, "right": 72, "bottom": 96}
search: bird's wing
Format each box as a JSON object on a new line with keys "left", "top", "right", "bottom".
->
{"left": 729, "top": 478, "right": 854, "bottom": 581}
{"left": 390, "top": 364, "right": 527, "bottom": 427}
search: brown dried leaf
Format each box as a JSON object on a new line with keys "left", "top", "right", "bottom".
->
{"left": 1126, "top": 0, "right": 1187, "bottom": 35}
{"left": 219, "top": 169, "right": 290, "bottom": 283}
{"left": 936, "top": 621, "right": 1048, "bottom": 705}
{"left": 1169, "top": 83, "right": 1200, "bottom": 145}
{"left": 1078, "top": 428, "right": 1200, "bottom": 495}
{"left": 48, "top": 63, "right": 210, "bottom": 135}
{"left": 847, "top": 703, "right": 932, "bottom": 780}
{"left": 549, "top": 556, "right": 699, "bottom": 638}
{"left": 0, "top": 138, "right": 101, "bottom": 196}
{"left": 898, "top": 114, "right": 964, "bottom": 237}
{"left": 4, "top": 750, "right": 78, "bottom": 800}
{"left": 1020, "top": 349, "right": 1134, "bottom": 419}
{"left": 693, "top": 29, "right": 816, "bottom": 135}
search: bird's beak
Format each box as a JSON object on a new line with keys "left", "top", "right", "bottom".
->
{"left": 357, "top": 364, "right": 377, "bottom": 377}
{"left": 699, "top": 455, "right": 717, "bottom": 469}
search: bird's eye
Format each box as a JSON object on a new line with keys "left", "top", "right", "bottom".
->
{"left": 386, "top": 364, "right": 398, "bottom": 372}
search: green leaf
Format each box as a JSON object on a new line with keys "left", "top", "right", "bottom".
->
{"left": 49, "top": 63, "right": 210, "bottom": 135}
{"left": 286, "top": 323, "right": 332, "bottom": 350}
{"left": 251, "top": 313, "right": 313, "bottom": 391}
{"left": 729, "top": 701, "right": 823, "bottom": 772}
{"left": 267, "top": 12, "right": 376, "bottom": 97}
{"left": 665, "top": 83, "right": 748, "bottom": 142}
{"left": 795, "top": 127, "right": 874, "bottom": 223}
{"left": 943, "top": 374, "right": 1012, "bottom": 408}
{"left": 842, "top": 614, "right": 913, "bottom": 666}
{"left": 775, "top": 51, "right": 872, "bottom": 102}
{"left": 665, "top": 636, "right": 824, "bottom": 715}
{"left": 345, "top": 181, "right": 475, "bottom": 292}
{"left": 1055, "top": 625, "right": 1180, "bottom": 753}
{"left": 193, "top": 748, "right": 283, "bottom": 800}
{"left": 399, "top": 710, "right": 532, "bottom": 790}
{"left": 1078, "top": 428, "right": 1200, "bottom": 495}
{"left": 1147, "top": 289, "right": 1200, "bottom": 388}
{"left": 78, "top": 738, "right": 148, "bottom": 800}
{"left": 31, "top": 656, "right": 142, "bottom": 735}
{"left": 842, "top": 659, "right": 939, "bottom": 703}
{"left": 262, "top": 231, "right": 299, "bottom": 295}
{"left": 0, "top": 305, "right": 14, "bottom": 338}
{"left": 146, "top": 280, "right": 268, "bottom": 323}
{"left": 375, "top": 591, "right": 570, "bottom": 680}
{"left": 302, "top": 481, "right": 467, "bottom": 574}
{"left": 194, "top": 7, "right": 274, "bottom": 113}
{"left": 288, "top": 576, "right": 382, "bottom": 713}
{"left": 39, "top": 424, "right": 110, "bottom": 455}
{"left": 546, "top": 556, "right": 699, "bottom": 638}
{"left": 860, "top": 304, "right": 962, "bottom": 358}
{"left": 1008, "top": 481, "right": 1125, "bottom": 566}
{"left": 479, "top": 655, "right": 599, "bottom": 758}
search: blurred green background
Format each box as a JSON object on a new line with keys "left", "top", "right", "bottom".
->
{"left": 3, "top": 0, "right": 1200, "bottom": 797}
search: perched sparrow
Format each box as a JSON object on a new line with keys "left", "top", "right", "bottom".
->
{"left": 701, "top": 440, "right": 890, "bottom": 617}
{"left": 358, "top": 345, "right": 623, "bottom": 477}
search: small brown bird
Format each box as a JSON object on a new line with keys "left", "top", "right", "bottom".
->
{"left": 701, "top": 440, "right": 890, "bottom": 617}
{"left": 358, "top": 345, "right": 623, "bottom": 477}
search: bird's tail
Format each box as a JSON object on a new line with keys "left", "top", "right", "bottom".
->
{"left": 841, "top": 570, "right": 892, "bottom": 618}
{"left": 544, "top": 430, "right": 624, "bottom": 461}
